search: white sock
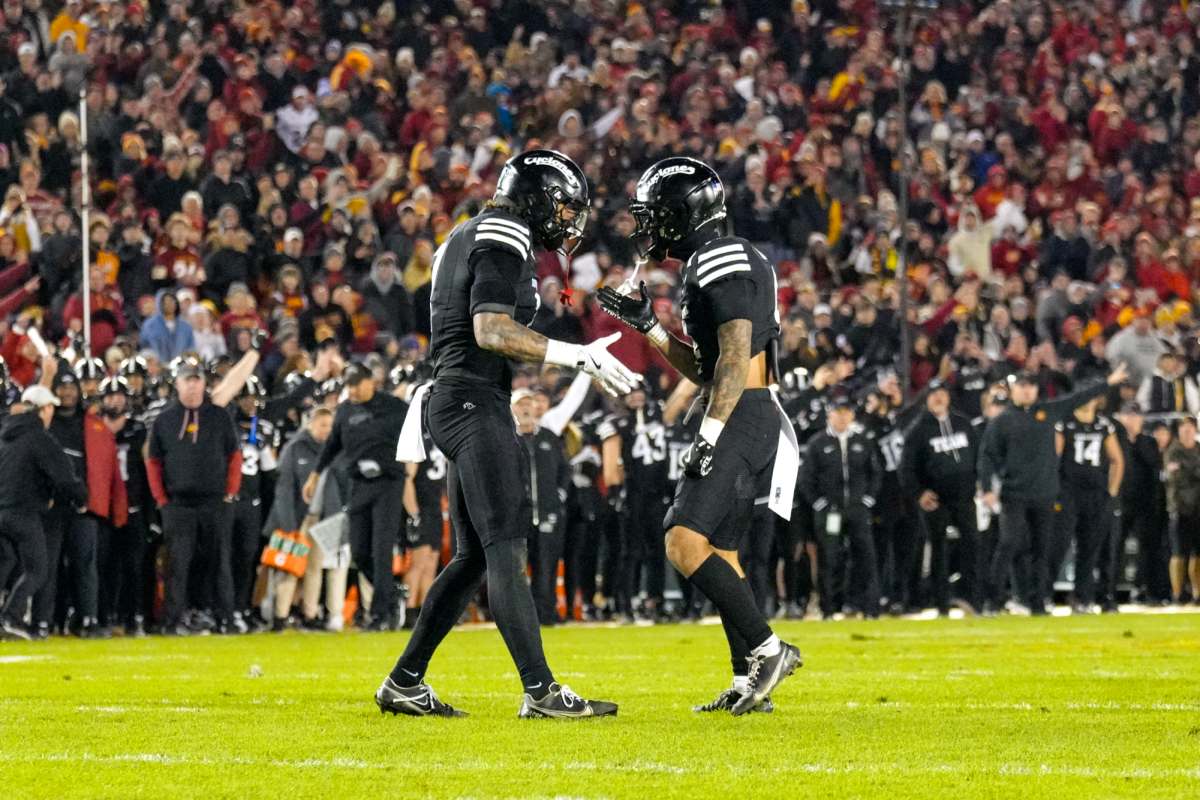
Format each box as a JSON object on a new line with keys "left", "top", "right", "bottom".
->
{"left": 732, "top": 675, "right": 750, "bottom": 693}
{"left": 752, "top": 634, "right": 782, "bottom": 659}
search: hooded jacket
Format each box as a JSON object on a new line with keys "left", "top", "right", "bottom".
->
{"left": 147, "top": 398, "right": 242, "bottom": 506}
{"left": 0, "top": 410, "right": 88, "bottom": 510}
{"left": 263, "top": 426, "right": 325, "bottom": 534}
{"left": 139, "top": 288, "right": 195, "bottom": 363}
{"left": 947, "top": 203, "right": 995, "bottom": 280}
{"left": 359, "top": 255, "right": 414, "bottom": 336}
{"left": 84, "top": 408, "right": 129, "bottom": 526}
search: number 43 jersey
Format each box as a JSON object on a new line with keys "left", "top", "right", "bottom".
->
{"left": 1057, "top": 415, "right": 1116, "bottom": 492}
{"left": 597, "top": 401, "right": 671, "bottom": 500}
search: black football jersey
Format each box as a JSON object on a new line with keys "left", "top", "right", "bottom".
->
{"left": 666, "top": 413, "right": 700, "bottom": 484}
{"left": 114, "top": 418, "right": 149, "bottom": 511}
{"left": 1057, "top": 415, "right": 1116, "bottom": 491}
{"left": 413, "top": 431, "right": 448, "bottom": 511}
{"left": 428, "top": 209, "right": 541, "bottom": 390}
{"left": 234, "top": 413, "right": 280, "bottom": 500}
{"left": 679, "top": 235, "right": 781, "bottom": 383}
{"left": 597, "top": 401, "right": 670, "bottom": 497}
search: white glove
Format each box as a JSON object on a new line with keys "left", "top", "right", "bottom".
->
{"left": 545, "top": 333, "right": 641, "bottom": 397}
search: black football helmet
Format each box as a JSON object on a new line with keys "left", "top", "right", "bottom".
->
{"left": 119, "top": 356, "right": 149, "bottom": 380}
{"left": 75, "top": 357, "right": 108, "bottom": 397}
{"left": 629, "top": 157, "right": 726, "bottom": 260}
{"left": 494, "top": 149, "right": 589, "bottom": 252}
{"left": 237, "top": 374, "right": 266, "bottom": 411}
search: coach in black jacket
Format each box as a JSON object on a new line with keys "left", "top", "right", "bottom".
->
{"left": 0, "top": 387, "right": 88, "bottom": 640}
{"left": 900, "top": 380, "right": 984, "bottom": 614}
{"left": 976, "top": 364, "right": 1128, "bottom": 613}
{"left": 799, "top": 396, "right": 882, "bottom": 618}
{"left": 305, "top": 363, "right": 407, "bottom": 631}
{"left": 147, "top": 361, "right": 242, "bottom": 634}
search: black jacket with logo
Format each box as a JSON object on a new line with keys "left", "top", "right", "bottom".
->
{"left": 900, "top": 409, "right": 982, "bottom": 502}
{"left": 798, "top": 426, "right": 882, "bottom": 512}
{"left": 0, "top": 411, "right": 88, "bottom": 510}
{"left": 315, "top": 391, "right": 407, "bottom": 483}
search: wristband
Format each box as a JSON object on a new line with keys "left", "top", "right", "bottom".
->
{"left": 699, "top": 417, "right": 725, "bottom": 446}
{"left": 544, "top": 339, "right": 585, "bottom": 368}
{"left": 646, "top": 322, "right": 669, "bottom": 348}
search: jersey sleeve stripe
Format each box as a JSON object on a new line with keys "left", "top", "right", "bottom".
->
{"left": 479, "top": 224, "right": 532, "bottom": 248}
{"left": 697, "top": 252, "right": 751, "bottom": 275}
{"left": 480, "top": 218, "right": 532, "bottom": 239}
{"left": 479, "top": 219, "right": 531, "bottom": 241}
{"left": 476, "top": 231, "right": 530, "bottom": 258}
{"left": 696, "top": 242, "right": 746, "bottom": 261}
{"left": 698, "top": 263, "right": 751, "bottom": 287}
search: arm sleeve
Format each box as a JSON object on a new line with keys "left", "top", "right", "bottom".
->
{"left": 705, "top": 271, "right": 757, "bottom": 327}
{"left": 539, "top": 370, "right": 591, "bottom": 437}
{"left": 314, "top": 411, "right": 343, "bottom": 474}
{"left": 146, "top": 457, "right": 168, "bottom": 507}
{"left": 1040, "top": 378, "right": 1108, "bottom": 420}
{"left": 225, "top": 450, "right": 243, "bottom": 496}
{"left": 469, "top": 247, "right": 524, "bottom": 317}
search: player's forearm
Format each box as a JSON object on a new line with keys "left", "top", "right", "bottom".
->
{"left": 473, "top": 311, "right": 548, "bottom": 362}
{"left": 704, "top": 320, "right": 752, "bottom": 425}
{"left": 658, "top": 332, "right": 703, "bottom": 384}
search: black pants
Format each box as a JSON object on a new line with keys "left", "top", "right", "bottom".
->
{"left": 875, "top": 485, "right": 918, "bottom": 609}
{"left": 815, "top": 504, "right": 877, "bottom": 616}
{"left": 347, "top": 479, "right": 402, "bottom": 623}
{"left": 160, "top": 500, "right": 234, "bottom": 627}
{"left": 99, "top": 510, "right": 148, "bottom": 623}
{"left": 1111, "top": 502, "right": 1170, "bottom": 602}
{"left": 0, "top": 509, "right": 46, "bottom": 625}
{"left": 528, "top": 521, "right": 563, "bottom": 624}
{"left": 989, "top": 497, "right": 1055, "bottom": 609}
{"left": 395, "top": 384, "right": 553, "bottom": 689}
{"left": 563, "top": 485, "right": 600, "bottom": 618}
{"left": 923, "top": 495, "right": 981, "bottom": 613}
{"left": 739, "top": 504, "right": 777, "bottom": 615}
{"left": 1055, "top": 488, "right": 1112, "bottom": 606}
{"left": 616, "top": 493, "right": 669, "bottom": 615}
{"left": 33, "top": 507, "right": 99, "bottom": 627}
{"left": 230, "top": 496, "right": 263, "bottom": 614}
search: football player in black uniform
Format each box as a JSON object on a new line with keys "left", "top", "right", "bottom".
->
{"left": 598, "top": 382, "right": 672, "bottom": 622}
{"left": 1053, "top": 398, "right": 1124, "bottom": 613}
{"left": 228, "top": 375, "right": 279, "bottom": 632}
{"left": 599, "top": 157, "right": 800, "bottom": 716}
{"left": 377, "top": 150, "right": 632, "bottom": 719}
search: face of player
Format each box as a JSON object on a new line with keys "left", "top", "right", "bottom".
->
{"left": 624, "top": 389, "right": 645, "bottom": 411}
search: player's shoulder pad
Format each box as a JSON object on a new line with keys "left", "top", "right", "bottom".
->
{"left": 596, "top": 415, "right": 619, "bottom": 441}
{"left": 692, "top": 236, "right": 759, "bottom": 289}
{"left": 472, "top": 210, "right": 533, "bottom": 261}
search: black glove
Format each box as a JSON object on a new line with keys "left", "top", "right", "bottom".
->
{"left": 682, "top": 435, "right": 716, "bottom": 479}
{"left": 597, "top": 281, "right": 657, "bottom": 335}
{"left": 405, "top": 512, "right": 421, "bottom": 545}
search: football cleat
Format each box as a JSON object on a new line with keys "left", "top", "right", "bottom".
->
{"left": 1, "top": 618, "right": 32, "bottom": 642}
{"left": 692, "top": 687, "right": 774, "bottom": 713}
{"left": 518, "top": 683, "right": 617, "bottom": 719}
{"left": 375, "top": 676, "right": 467, "bottom": 718}
{"left": 732, "top": 642, "right": 801, "bottom": 716}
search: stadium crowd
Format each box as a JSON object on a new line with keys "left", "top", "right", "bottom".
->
{"left": 4, "top": 0, "right": 1200, "bottom": 638}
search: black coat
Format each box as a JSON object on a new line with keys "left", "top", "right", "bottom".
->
{"left": 900, "top": 409, "right": 982, "bottom": 501}
{"left": 799, "top": 426, "right": 882, "bottom": 511}
{"left": 0, "top": 410, "right": 88, "bottom": 510}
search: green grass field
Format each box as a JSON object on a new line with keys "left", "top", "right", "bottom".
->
{"left": 2, "top": 613, "right": 1199, "bottom": 799}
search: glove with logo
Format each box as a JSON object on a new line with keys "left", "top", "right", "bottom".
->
{"left": 682, "top": 418, "right": 723, "bottom": 479}
{"left": 596, "top": 281, "right": 669, "bottom": 347}
{"left": 545, "top": 333, "right": 641, "bottom": 397}
{"left": 406, "top": 512, "right": 421, "bottom": 545}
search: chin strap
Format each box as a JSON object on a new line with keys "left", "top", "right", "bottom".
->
{"left": 559, "top": 250, "right": 573, "bottom": 306}
{"left": 618, "top": 256, "right": 647, "bottom": 296}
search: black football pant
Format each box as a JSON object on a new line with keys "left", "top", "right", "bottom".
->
{"left": 1109, "top": 503, "right": 1170, "bottom": 603}
{"left": 393, "top": 386, "right": 554, "bottom": 692}
{"left": 875, "top": 486, "right": 919, "bottom": 610}
{"left": 0, "top": 509, "right": 46, "bottom": 626}
{"left": 815, "top": 504, "right": 878, "bottom": 616}
{"left": 616, "top": 493, "right": 669, "bottom": 615}
{"left": 1054, "top": 488, "right": 1112, "bottom": 607}
{"left": 33, "top": 506, "right": 99, "bottom": 628}
{"left": 563, "top": 485, "right": 601, "bottom": 618}
{"left": 989, "top": 498, "right": 1055, "bottom": 610}
{"left": 923, "top": 495, "right": 982, "bottom": 613}
{"left": 528, "top": 521, "right": 563, "bottom": 625}
{"left": 230, "top": 496, "right": 263, "bottom": 615}
{"left": 739, "top": 504, "right": 777, "bottom": 616}
{"left": 347, "top": 479, "right": 402, "bottom": 624}
{"left": 160, "top": 500, "right": 234, "bottom": 627}
{"left": 98, "top": 509, "right": 148, "bottom": 624}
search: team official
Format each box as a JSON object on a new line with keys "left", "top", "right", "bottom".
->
{"left": 900, "top": 380, "right": 984, "bottom": 615}
{"left": 0, "top": 386, "right": 88, "bottom": 641}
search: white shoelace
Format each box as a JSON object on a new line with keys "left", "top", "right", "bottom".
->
{"left": 558, "top": 685, "right": 582, "bottom": 707}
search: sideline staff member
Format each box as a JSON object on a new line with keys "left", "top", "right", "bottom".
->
{"left": 0, "top": 387, "right": 88, "bottom": 641}
{"left": 147, "top": 359, "right": 243, "bottom": 635}
{"left": 304, "top": 363, "right": 407, "bottom": 631}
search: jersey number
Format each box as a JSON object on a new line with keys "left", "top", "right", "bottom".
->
{"left": 668, "top": 441, "right": 689, "bottom": 481}
{"left": 631, "top": 427, "right": 666, "bottom": 465}
{"left": 1073, "top": 435, "right": 1103, "bottom": 467}
{"left": 425, "top": 447, "right": 447, "bottom": 481}
{"left": 879, "top": 431, "right": 904, "bottom": 473}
